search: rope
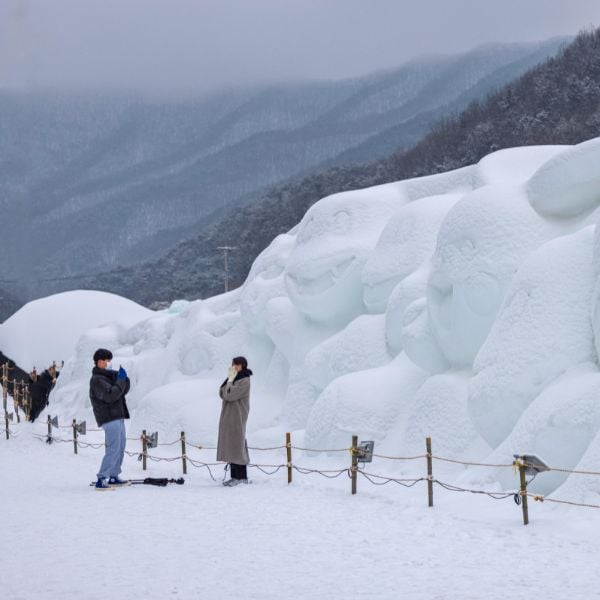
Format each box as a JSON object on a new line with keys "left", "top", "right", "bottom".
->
{"left": 433, "top": 479, "right": 516, "bottom": 500}
{"left": 520, "top": 461, "right": 600, "bottom": 477}
{"left": 292, "top": 466, "right": 349, "bottom": 479}
{"left": 357, "top": 470, "right": 428, "bottom": 488}
{"left": 370, "top": 452, "right": 427, "bottom": 461}
{"left": 156, "top": 439, "right": 183, "bottom": 447}
{"left": 291, "top": 445, "right": 350, "bottom": 453}
{"left": 186, "top": 458, "right": 222, "bottom": 481}
{"left": 77, "top": 441, "right": 106, "bottom": 449}
{"left": 431, "top": 455, "right": 514, "bottom": 469}
{"left": 249, "top": 464, "right": 286, "bottom": 476}
{"left": 524, "top": 492, "right": 600, "bottom": 510}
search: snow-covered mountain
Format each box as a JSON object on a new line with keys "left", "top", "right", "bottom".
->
{"left": 0, "top": 38, "right": 567, "bottom": 299}
{"left": 22, "top": 134, "right": 600, "bottom": 502}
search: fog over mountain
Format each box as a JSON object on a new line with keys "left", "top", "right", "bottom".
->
{"left": 0, "top": 39, "right": 567, "bottom": 306}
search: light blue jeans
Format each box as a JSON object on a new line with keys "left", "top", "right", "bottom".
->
{"left": 97, "top": 419, "right": 126, "bottom": 480}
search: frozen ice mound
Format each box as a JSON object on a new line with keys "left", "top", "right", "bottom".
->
{"left": 46, "top": 137, "right": 600, "bottom": 494}
{"left": 527, "top": 137, "right": 600, "bottom": 218}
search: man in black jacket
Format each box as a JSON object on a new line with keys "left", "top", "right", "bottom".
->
{"left": 89, "top": 348, "right": 131, "bottom": 490}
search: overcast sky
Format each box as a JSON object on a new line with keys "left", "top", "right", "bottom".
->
{"left": 1, "top": 0, "right": 598, "bottom": 94}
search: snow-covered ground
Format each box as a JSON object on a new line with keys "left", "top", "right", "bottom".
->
{"left": 2, "top": 424, "right": 600, "bottom": 600}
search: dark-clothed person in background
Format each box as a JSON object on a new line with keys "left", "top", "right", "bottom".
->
{"left": 89, "top": 348, "right": 131, "bottom": 490}
{"left": 218, "top": 356, "right": 252, "bottom": 486}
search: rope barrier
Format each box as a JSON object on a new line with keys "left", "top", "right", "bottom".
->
{"left": 291, "top": 445, "right": 350, "bottom": 453}
{"left": 431, "top": 455, "right": 514, "bottom": 469}
{"left": 432, "top": 479, "right": 516, "bottom": 501}
{"left": 521, "top": 461, "right": 600, "bottom": 478}
{"left": 370, "top": 452, "right": 427, "bottom": 461}
{"left": 21, "top": 427, "right": 600, "bottom": 478}
{"left": 249, "top": 464, "right": 286, "bottom": 476}
{"left": 186, "top": 458, "right": 222, "bottom": 481}
{"left": 357, "top": 470, "right": 428, "bottom": 488}
{"left": 11, "top": 421, "right": 600, "bottom": 519}
{"left": 292, "top": 466, "right": 349, "bottom": 479}
{"left": 524, "top": 492, "right": 600, "bottom": 510}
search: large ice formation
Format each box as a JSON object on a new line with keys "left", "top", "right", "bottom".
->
{"left": 35, "top": 136, "right": 600, "bottom": 497}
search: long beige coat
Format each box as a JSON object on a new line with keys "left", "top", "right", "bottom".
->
{"left": 217, "top": 376, "right": 250, "bottom": 465}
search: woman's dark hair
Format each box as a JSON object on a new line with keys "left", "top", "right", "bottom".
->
{"left": 232, "top": 356, "right": 248, "bottom": 370}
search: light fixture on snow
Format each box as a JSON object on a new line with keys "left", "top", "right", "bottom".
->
{"left": 357, "top": 441, "right": 375, "bottom": 463}
{"left": 49, "top": 416, "right": 59, "bottom": 429}
{"left": 513, "top": 454, "right": 550, "bottom": 476}
{"left": 74, "top": 421, "right": 86, "bottom": 435}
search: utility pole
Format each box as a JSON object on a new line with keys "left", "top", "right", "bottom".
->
{"left": 216, "top": 246, "right": 238, "bottom": 293}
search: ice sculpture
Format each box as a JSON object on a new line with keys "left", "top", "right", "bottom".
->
{"left": 468, "top": 227, "right": 596, "bottom": 447}
{"left": 39, "top": 136, "right": 600, "bottom": 496}
{"left": 362, "top": 193, "right": 461, "bottom": 314}
{"left": 528, "top": 137, "right": 600, "bottom": 218}
{"left": 284, "top": 183, "right": 405, "bottom": 327}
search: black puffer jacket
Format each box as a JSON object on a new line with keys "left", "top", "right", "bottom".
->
{"left": 89, "top": 367, "right": 131, "bottom": 427}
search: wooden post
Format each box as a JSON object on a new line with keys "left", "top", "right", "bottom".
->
{"left": 22, "top": 383, "right": 30, "bottom": 422}
{"left": 13, "top": 387, "right": 20, "bottom": 424}
{"left": 1, "top": 363, "right": 7, "bottom": 413}
{"left": 12, "top": 379, "right": 18, "bottom": 408}
{"left": 426, "top": 437, "right": 433, "bottom": 507}
{"left": 12, "top": 380, "right": 20, "bottom": 422}
{"left": 519, "top": 462, "right": 529, "bottom": 526}
{"left": 72, "top": 419, "right": 78, "bottom": 455}
{"left": 286, "top": 432, "right": 292, "bottom": 484}
{"left": 180, "top": 431, "right": 187, "bottom": 475}
{"left": 47, "top": 414, "right": 52, "bottom": 444}
{"left": 351, "top": 435, "right": 358, "bottom": 495}
{"left": 142, "top": 430, "right": 147, "bottom": 471}
{"left": 2, "top": 363, "right": 8, "bottom": 438}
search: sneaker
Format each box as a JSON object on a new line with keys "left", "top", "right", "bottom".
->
{"left": 108, "top": 476, "right": 131, "bottom": 487}
{"left": 95, "top": 478, "right": 112, "bottom": 491}
{"left": 222, "top": 478, "right": 248, "bottom": 487}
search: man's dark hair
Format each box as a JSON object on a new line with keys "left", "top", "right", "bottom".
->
{"left": 93, "top": 348, "right": 113, "bottom": 365}
{"left": 232, "top": 356, "right": 248, "bottom": 370}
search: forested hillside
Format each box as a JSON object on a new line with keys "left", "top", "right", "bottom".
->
{"left": 85, "top": 29, "right": 600, "bottom": 306}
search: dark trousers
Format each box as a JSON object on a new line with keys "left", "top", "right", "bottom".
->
{"left": 230, "top": 463, "right": 247, "bottom": 480}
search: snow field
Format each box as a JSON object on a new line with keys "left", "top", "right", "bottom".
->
{"left": 2, "top": 427, "right": 600, "bottom": 600}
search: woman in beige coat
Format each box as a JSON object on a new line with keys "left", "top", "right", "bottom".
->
{"left": 218, "top": 356, "right": 252, "bottom": 486}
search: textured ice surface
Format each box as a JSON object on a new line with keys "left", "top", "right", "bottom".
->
{"left": 362, "top": 193, "right": 460, "bottom": 313}
{"left": 45, "top": 138, "right": 600, "bottom": 495}
{"left": 240, "top": 233, "right": 295, "bottom": 335}
{"left": 474, "top": 145, "right": 568, "bottom": 186}
{"left": 469, "top": 227, "right": 596, "bottom": 448}
{"left": 285, "top": 183, "right": 406, "bottom": 326}
{"left": 385, "top": 265, "right": 430, "bottom": 357}
{"left": 480, "top": 364, "right": 600, "bottom": 496}
{"left": 304, "top": 314, "right": 390, "bottom": 390}
{"left": 304, "top": 353, "right": 428, "bottom": 453}
{"left": 426, "top": 184, "right": 563, "bottom": 367}
{"left": 528, "top": 137, "right": 600, "bottom": 217}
